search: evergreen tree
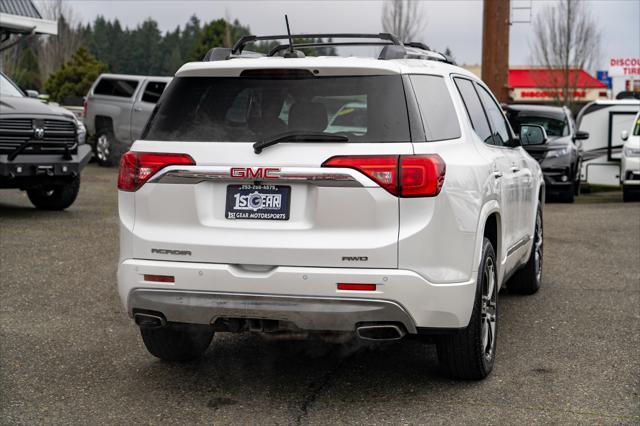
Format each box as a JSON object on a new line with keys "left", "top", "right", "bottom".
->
{"left": 11, "top": 48, "right": 41, "bottom": 90}
{"left": 190, "top": 18, "right": 250, "bottom": 61}
{"left": 44, "top": 47, "right": 106, "bottom": 103}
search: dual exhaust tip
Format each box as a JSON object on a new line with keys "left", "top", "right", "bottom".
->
{"left": 135, "top": 311, "right": 406, "bottom": 342}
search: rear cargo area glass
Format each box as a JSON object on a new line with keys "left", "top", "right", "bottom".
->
{"left": 143, "top": 75, "right": 410, "bottom": 143}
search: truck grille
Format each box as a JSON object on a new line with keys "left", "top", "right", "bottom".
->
{"left": 0, "top": 118, "right": 77, "bottom": 156}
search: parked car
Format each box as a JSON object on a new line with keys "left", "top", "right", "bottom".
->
{"left": 116, "top": 34, "right": 545, "bottom": 380}
{"left": 505, "top": 104, "right": 586, "bottom": 202}
{"left": 0, "top": 72, "right": 91, "bottom": 210}
{"left": 84, "top": 74, "right": 172, "bottom": 166}
{"left": 620, "top": 112, "right": 640, "bottom": 201}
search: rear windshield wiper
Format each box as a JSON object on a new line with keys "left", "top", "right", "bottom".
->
{"left": 253, "top": 132, "right": 349, "bottom": 154}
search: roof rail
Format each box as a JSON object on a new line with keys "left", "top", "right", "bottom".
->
{"left": 202, "top": 33, "right": 456, "bottom": 65}
{"left": 232, "top": 33, "right": 402, "bottom": 54}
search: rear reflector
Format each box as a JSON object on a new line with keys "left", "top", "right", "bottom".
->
{"left": 118, "top": 151, "right": 195, "bottom": 191}
{"left": 143, "top": 274, "right": 175, "bottom": 283}
{"left": 337, "top": 283, "right": 377, "bottom": 291}
{"left": 322, "top": 154, "right": 445, "bottom": 197}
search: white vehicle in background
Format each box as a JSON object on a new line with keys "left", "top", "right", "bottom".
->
{"left": 577, "top": 99, "right": 640, "bottom": 187}
{"left": 620, "top": 112, "right": 640, "bottom": 201}
{"left": 116, "top": 33, "right": 545, "bottom": 380}
{"left": 84, "top": 74, "right": 172, "bottom": 166}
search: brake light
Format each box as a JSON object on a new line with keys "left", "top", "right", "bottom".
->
{"left": 399, "top": 155, "right": 446, "bottom": 197}
{"left": 82, "top": 99, "right": 87, "bottom": 118}
{"left": 117, "top": 151, "right": 195, "bottom": 191}
{"left": 322, "top": 154, "right": 445, "bottom": 197}
{"left": 322, "top": 156, "right": 398, "bottom": 193}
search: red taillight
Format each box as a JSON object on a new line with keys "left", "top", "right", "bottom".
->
{"left": 117, "top": 151, "right": 195, "bottom": 191}
{"left": 322, "top": 155, "right": 398, "bottom": 194}
{"left": 322, "top": 154, "right": 445, "bottom": 197}
{"left": 337, "top": 283, "right": 377, "bottom": 291}
{"left": 82, "top": 99, "right": 87, "bottom": 118}
{"left": 399, "top": 155, "right": 446, "bottom": 197}
{"left": 143, "top": 274, "right": 175, "bottom": 283}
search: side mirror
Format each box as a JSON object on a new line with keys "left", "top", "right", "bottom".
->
{"left": 621, "top": 130, "right": 629, "bottom": 141}
{"left": 519, "top": 124, "right": 548, "bottom": 146}
{"left": 575, "top": 130, "right": 590, "bottom": 140}
{"left": 26, "top": 90, "right": 39, "bottom": 98}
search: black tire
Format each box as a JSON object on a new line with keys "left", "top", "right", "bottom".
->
{"left": 26, "top": 176, "right": 80, "bottom": 210}
{"left": 94, "top": 128, "right": 121, "bottom": 167}
{"left": 560, "top": 183, "right": 575, "bottom": 203}
{"left": 508, "top": 203, "right": 543, "bottom": 295}
{"left": 140, "top": 324, "right": 214, "bottom": 362}
{"left": 436, "top": 237, "right": 498, "bottom": 380}
{"left": 623, "top": 185, "right": 639, "bottom": 202}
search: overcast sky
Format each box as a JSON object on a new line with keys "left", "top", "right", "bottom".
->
{"left": 66, "top": 0, "right": 639, "bottom": 70}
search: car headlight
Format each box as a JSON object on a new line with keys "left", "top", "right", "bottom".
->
{"left": 546, "top": 146, "right": 570, "bottom": 158}
{"left": 75, "top": 119, "right": 86, "bottom": 144}
{"left": 623, "top": 146, "right": 640, "bottom": 157}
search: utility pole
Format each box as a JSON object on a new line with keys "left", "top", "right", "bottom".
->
{"left": 481, "top": 0, "right": 511, "bottom": 103}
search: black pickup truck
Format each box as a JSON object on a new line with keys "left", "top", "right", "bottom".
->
{"left": 0, "top": 72, "right": 91, "bottom": 210}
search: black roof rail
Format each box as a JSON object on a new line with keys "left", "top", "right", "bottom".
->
{"left": 201, "top": 33, "right": 457, "bottom": 65}
{"left": 232, "top": 33, "right": 401, "bottom": 54}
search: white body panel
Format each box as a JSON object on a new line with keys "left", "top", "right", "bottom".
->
{"left": 117, "top": 57, "right": 543, "bottom": 332}
{"left": 621, "top": 112, "right": 640, "bottom": 186}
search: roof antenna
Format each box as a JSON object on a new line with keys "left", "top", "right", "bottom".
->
{"left": 285, "top": 14, "right": 294, "bottom": 54}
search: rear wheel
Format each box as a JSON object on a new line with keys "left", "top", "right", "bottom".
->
{"left": 140, "top": 324, "right": 214, "bottom": 362}
{"left": 508, "top": 204, "right": 543, "bottom": 294}
{"left": 26, "top": 176, "right": 80, "bottom": 210}
{"left": 94, "top": 129, "right": 121, "bottom": 167}
{"left": 436, "top": 237, "right": 497, "bottom": 380}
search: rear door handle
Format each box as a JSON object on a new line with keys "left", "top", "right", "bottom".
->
{"left": 510, "top": 166, "right": 520, "bottom": 173}
{"left": 133, "top": 106, "right": 143, "bottom": 112}
{"left": 493, "top": 171, "right": 503, "bottom": 178}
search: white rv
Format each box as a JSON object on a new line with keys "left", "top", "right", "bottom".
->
{"left": 577, "top": 100, "right": 640, "bottom": 186}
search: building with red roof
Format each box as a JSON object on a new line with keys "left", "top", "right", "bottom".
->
{"left": 508, "top": 68, "right": 608, "bottom": 103}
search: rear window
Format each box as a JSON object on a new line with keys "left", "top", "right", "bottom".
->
{"left": 93, "top": 78, "right": 139, "bottom": 98}
{"left": 143, "top": 75, "right": 410, "bottom": 143}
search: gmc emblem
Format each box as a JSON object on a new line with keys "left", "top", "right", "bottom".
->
{"left": 230, "top": 167, "right": 281, "bottom": 179}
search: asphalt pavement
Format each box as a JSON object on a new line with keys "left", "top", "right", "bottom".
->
{"left": 1, "top": 164, "right": 639, "bottom": 425}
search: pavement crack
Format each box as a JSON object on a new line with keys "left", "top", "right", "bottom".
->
{"left": 292, "top": 352, "right": 355, "bottom": 426}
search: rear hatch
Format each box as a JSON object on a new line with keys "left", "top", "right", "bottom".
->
{"left": 126, "top": 65, "right": 415, "bottom": 269}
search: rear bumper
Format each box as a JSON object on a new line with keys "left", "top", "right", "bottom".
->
{"left": 118, "top": 259, "right": 477, "bottom": 332}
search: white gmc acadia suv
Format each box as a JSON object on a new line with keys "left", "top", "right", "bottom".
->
{"left": 117, "top": 34, "right": 545, "bottom": 380}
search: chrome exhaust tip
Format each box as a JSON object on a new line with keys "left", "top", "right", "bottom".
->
{"left": 356, "top": 324, "right": 406, "bottom": 341}
{"left": 134, "top": 312, "right": 166, "bottom": 328}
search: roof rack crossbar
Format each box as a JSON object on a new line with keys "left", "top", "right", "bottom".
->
{"left": 268, "top": 41, "right": 395, "bottom": 56}
{"left": 232, "top": 33, "right": 401, "bottom": 54}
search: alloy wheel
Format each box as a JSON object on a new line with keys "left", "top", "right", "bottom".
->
{"left": 534, "top": 212, "right": 543, "bottom": 284}
{"left": 96, "top": 134, "right": 111, "bottom": 162}
{"left": 481, "top": 256, "right": 497, "bottom": 361}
